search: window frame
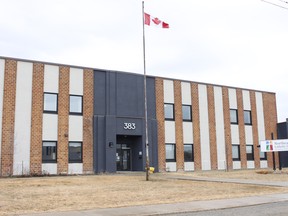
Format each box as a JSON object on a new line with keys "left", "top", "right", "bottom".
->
{"left": 164, "top": 103, "right": 175, "bottom": 121}
{"left": 244, "top": 110, "right": 252, "bottom": 125}
{"left": 42, "top": 141, "right": 57, "bottom": 163}
{"left": 232, "top": 144, "right": 241, "bottom": 161}
{"left": 43, "top": 92, "right": 58, "bottom": 114}
{"left": 230, "top": 109, "right": 238, "bottom": 124}
{"left": 260, "top": 151, "right": 267, "bottom": 160}
{"left": 69, "top": 95, "right": 83, "bottom": 115}
{"left": 184, "top": 144, "right": 194, "bottom": 162}
{"left": 182, "top": 105, "right": 192, "bottom": 122}
{"left": 68, "top": 141, "right": 83, "bottom": 163}
{"left": 246, "top": 145, "right": 254, "bottom": 161}
{"left": 165, "top": 143, "right": 176, "bottom": 162}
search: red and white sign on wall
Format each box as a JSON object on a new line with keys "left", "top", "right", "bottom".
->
{"left": 260, "top": 139, "right": 288, "bottom": 152}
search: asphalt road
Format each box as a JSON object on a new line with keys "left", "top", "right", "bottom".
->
{"left": 167, "top": 200, "right": 288, "bottom": 216}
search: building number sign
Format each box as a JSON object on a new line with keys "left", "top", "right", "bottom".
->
{"left": 124, "top": 123, "right": 136, "bottom": 130}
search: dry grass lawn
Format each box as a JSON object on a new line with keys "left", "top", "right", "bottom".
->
{"left": 0, "top": 169, "right": 288, "bottom": 216}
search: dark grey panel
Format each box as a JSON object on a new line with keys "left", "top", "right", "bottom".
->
{"left": 94, "top": 71, "right": 106, "bottom": 115}
{"left": 93, "top": 116, "right": 106, "bottom": 173}
{"left": 105, "top": 115, "right": 117, "bottom": 172}
{"left": 116, "top": 118, "right": 143, "bottom": 135}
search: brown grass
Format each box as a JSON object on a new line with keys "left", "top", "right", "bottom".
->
{"left": 0, "top": 170, "right": 287, "bottom": 216}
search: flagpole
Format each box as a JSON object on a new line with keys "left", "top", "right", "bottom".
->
{"left": 142, "top": 0, "right": 150, "bottom": 181}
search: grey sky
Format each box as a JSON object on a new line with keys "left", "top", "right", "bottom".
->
{"left": 0, "top": 0, "right": 287, "bottom": 122}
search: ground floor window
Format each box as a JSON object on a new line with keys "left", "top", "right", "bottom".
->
{"left": 184, "top": 144, "right": 194, "bottom": 162}
{"left": 232, "top": 145, "right": 240, "bottom": 161}
{"left": 246, "top": 145, "right": 254, "bottom": 161}
{"left": 69, "top": 142, "right": 82, "bottom": 163}
{"left": 165, "top": 144, "right": 176, "bottom": 162}
{"left": 260, "top": 151, "right": 267, "bottom": 160}
{"left": 42, "top": 141, "right": 57, "bottom": 163}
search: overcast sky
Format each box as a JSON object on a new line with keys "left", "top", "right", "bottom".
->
{"left": 0, "top": 0, "right": 287, "bottom": 122}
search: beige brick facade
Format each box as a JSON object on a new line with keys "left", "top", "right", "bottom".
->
{"left": 30, "top": 63, "right": 44, "bottom": 175}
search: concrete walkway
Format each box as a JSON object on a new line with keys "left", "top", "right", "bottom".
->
{"left": 20, "top": 175, "right": 288, "bottom": 216}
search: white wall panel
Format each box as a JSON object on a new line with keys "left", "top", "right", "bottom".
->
{"left": 163, "top": 80, "right": 174, "bottom": 103}
{"left": 13, "top": 61, "right": 33, "bottom": 175}
{"left": 42, "top": 164, "right": 57, "bottom": 175}
{"left": 166, "top": 162, "right": 177, "bottom": 172}
{"left": 214, "top": 86, "right": 226, "bottom": 170}
{"left": 42, "top": 114, "right": 58, "bottom": 140}
{"left": 260, "top": 161, "right": 268, "bottom": 168}
{"left": 256, "top": 92, "right": 265, "bottom": 141}
{"left": 0, "top": 59, "right": 5, "bottom": 170}
{"left": 69, "top": 116, "right": 83, "bottom": 141}
{"left": 198, "top": 84, "right": 211, "bottom": 170}
{"left": 69, "top": 68, "right": 83, "bottom": 95}
{"left": 233, "top": 161, "right": 241, "bottom": 169}
{"left": 184, "top": 162, "right": 194, "bottom": 171}
{"left": 231, "top": 125, "right": 240, "bottom": 144}
{"left": 228, "top": 88, "right": 237, "bottom": 109}
{"left": 247, "top": 161, "right": 255, "bottom": 169}
{"left": 242, "top": 90, "right": 251, "bottom": 110}
{"left": 181, "top": 82, "right": 191, "bottom": 105}
{"left": 68, "top": 163, "right": 83, "bottom": 174}
{"left": 245, "top": 126, "right": 253, "bottom": 144}
{"left": 165, "top": 121, "right": 175, "bottom": 143}
{"left": 183, "top": 122, "right": 193, "bottom": 143}
{"left": 44, "top": 64, "right": 59, "bottom": 93}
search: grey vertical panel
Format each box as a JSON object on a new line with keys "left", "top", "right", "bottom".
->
{"left": 105, "top": 115, "right": 116, "bottom": 172}
{"left": 107, "top": 72, "right": 116, "bottom": 116}
{"left": 93, "top": 116, "right": 105, "bottom": 173}
{"left": 94, "top": 71, "right": 106, "bottom": 115}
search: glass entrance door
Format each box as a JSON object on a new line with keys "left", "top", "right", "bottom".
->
{"left": 116, "top": 144, "right": 131, "bottom": 171}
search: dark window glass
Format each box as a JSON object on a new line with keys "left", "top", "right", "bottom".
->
{"left": 164, "top": 104, "right": 174, "bottom": 120}
{"left": 244, "top": 110, "right": 252, "bottom": 125}
{"left": 165, "top": 144, "right": 176, "bottom": 162}
{"left": 182, "top": 105, "right": 192, "bottom": 121}
{"left": 42, "top": 141, "right": 57, "bottom": 163}
{"left": 230, "top": 109, "right": 238, "bottom": 124}
{"left": 232, "top": 145, "right": 240, "bottom": 161}
{"left": 260, "top": 151, "right": 267, "bottom": 160}
{"left": 184, "top": 144, "right": 194, "bottom": 162}
{"left": 44, "top": 93, "right": 58, "bottom": 113}
{"left": 246, "top": 145, "right": 254, "bottom": 161}
{"left": 69, "top": 95, "right": 83, "bottom": 114}
{"left": 69, "top": 142, "right": 82, "bottom": 163}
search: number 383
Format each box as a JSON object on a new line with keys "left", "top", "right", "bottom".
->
{"left": 124, "top": 123, "right": 136, "bottom": 130}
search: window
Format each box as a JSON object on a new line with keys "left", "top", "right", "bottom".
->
{"left": 70, "top": 95, "right": 83, "bottom": 115}
{"left": 182, "top": 105, "right": 192, "bottom": 121}
{"left": 42, "top": 141, "right": 57, "bottom": 163}
{"left": 244, "top": 110, "right": 252, "bottom": 125}
{"left": 44, "top": 93, "right": 58, "bottom": 113}
{"left": 165, "top": 144, "right": 176, "bottom": 162}
{"left": 230, "top": 109, "right": 238, "bottom": 124}
{"left": 69, "top": 142, "right": 83, "bottom": 163}
{"left": 246, "top": 145, "right": 254, "bottom": 161}
{"left": 164, "top": 103, "right": 174, "bottom": 120}
{"left": 184, "top": 144, "right": 194, "bottom": 162}
{"left": 260, "top": 151, "right": 267, "bottom": 160}
{"left": 232, "top": 145, "right": 240, "bottom": 161}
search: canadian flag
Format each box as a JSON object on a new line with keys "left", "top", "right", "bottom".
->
{"left": 144, "top": 13, "right": 169, "bottom": 28}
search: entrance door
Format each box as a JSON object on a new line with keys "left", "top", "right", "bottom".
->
{"left": 116, "top": 144, "right": 131, "bottom": 171}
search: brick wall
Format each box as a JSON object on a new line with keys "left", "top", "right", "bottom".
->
{"left": 1, "top": 59, "right": 17, "bottom": 176}
{"left": 191, "top": 83, "right": 201, "bottom": 170}
{"left": 83, "top": 68, "right": 94, "bottom": 173}
{"left": 174, "top": 80, "right": 184, "bottom": 171}
{"left": 57, "top": 66, "right": 70, "bottom": 174}
{"left": 155, "top": 78, "right": 166, "bottom": 172}
{"left": 237, "top": 89, "right": 247, "bottom": 169}
{"left": 30, "top": 63, "right": 44, "bottom": 175}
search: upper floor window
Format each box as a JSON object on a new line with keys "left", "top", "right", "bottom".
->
{"left": 44, "top": 93, "right": 58, "bottom": 113}
{"left": 230, "top": 109, "right": 238, "bottom": 124}
{"left": 164, "top": 103, "right": 174, "bottom": 120}
{"left": 182, "top": 105, "right": 192, "bottom": 121}
{"left": 244, "top": 110, "right": 252, "bottom": 125}
{"left": 70, "top": 95, "right": 83, "bottom": 115}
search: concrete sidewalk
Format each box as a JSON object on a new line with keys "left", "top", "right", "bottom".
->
{"left": 20, "top": 193, "right": 288, "bottom": 216}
